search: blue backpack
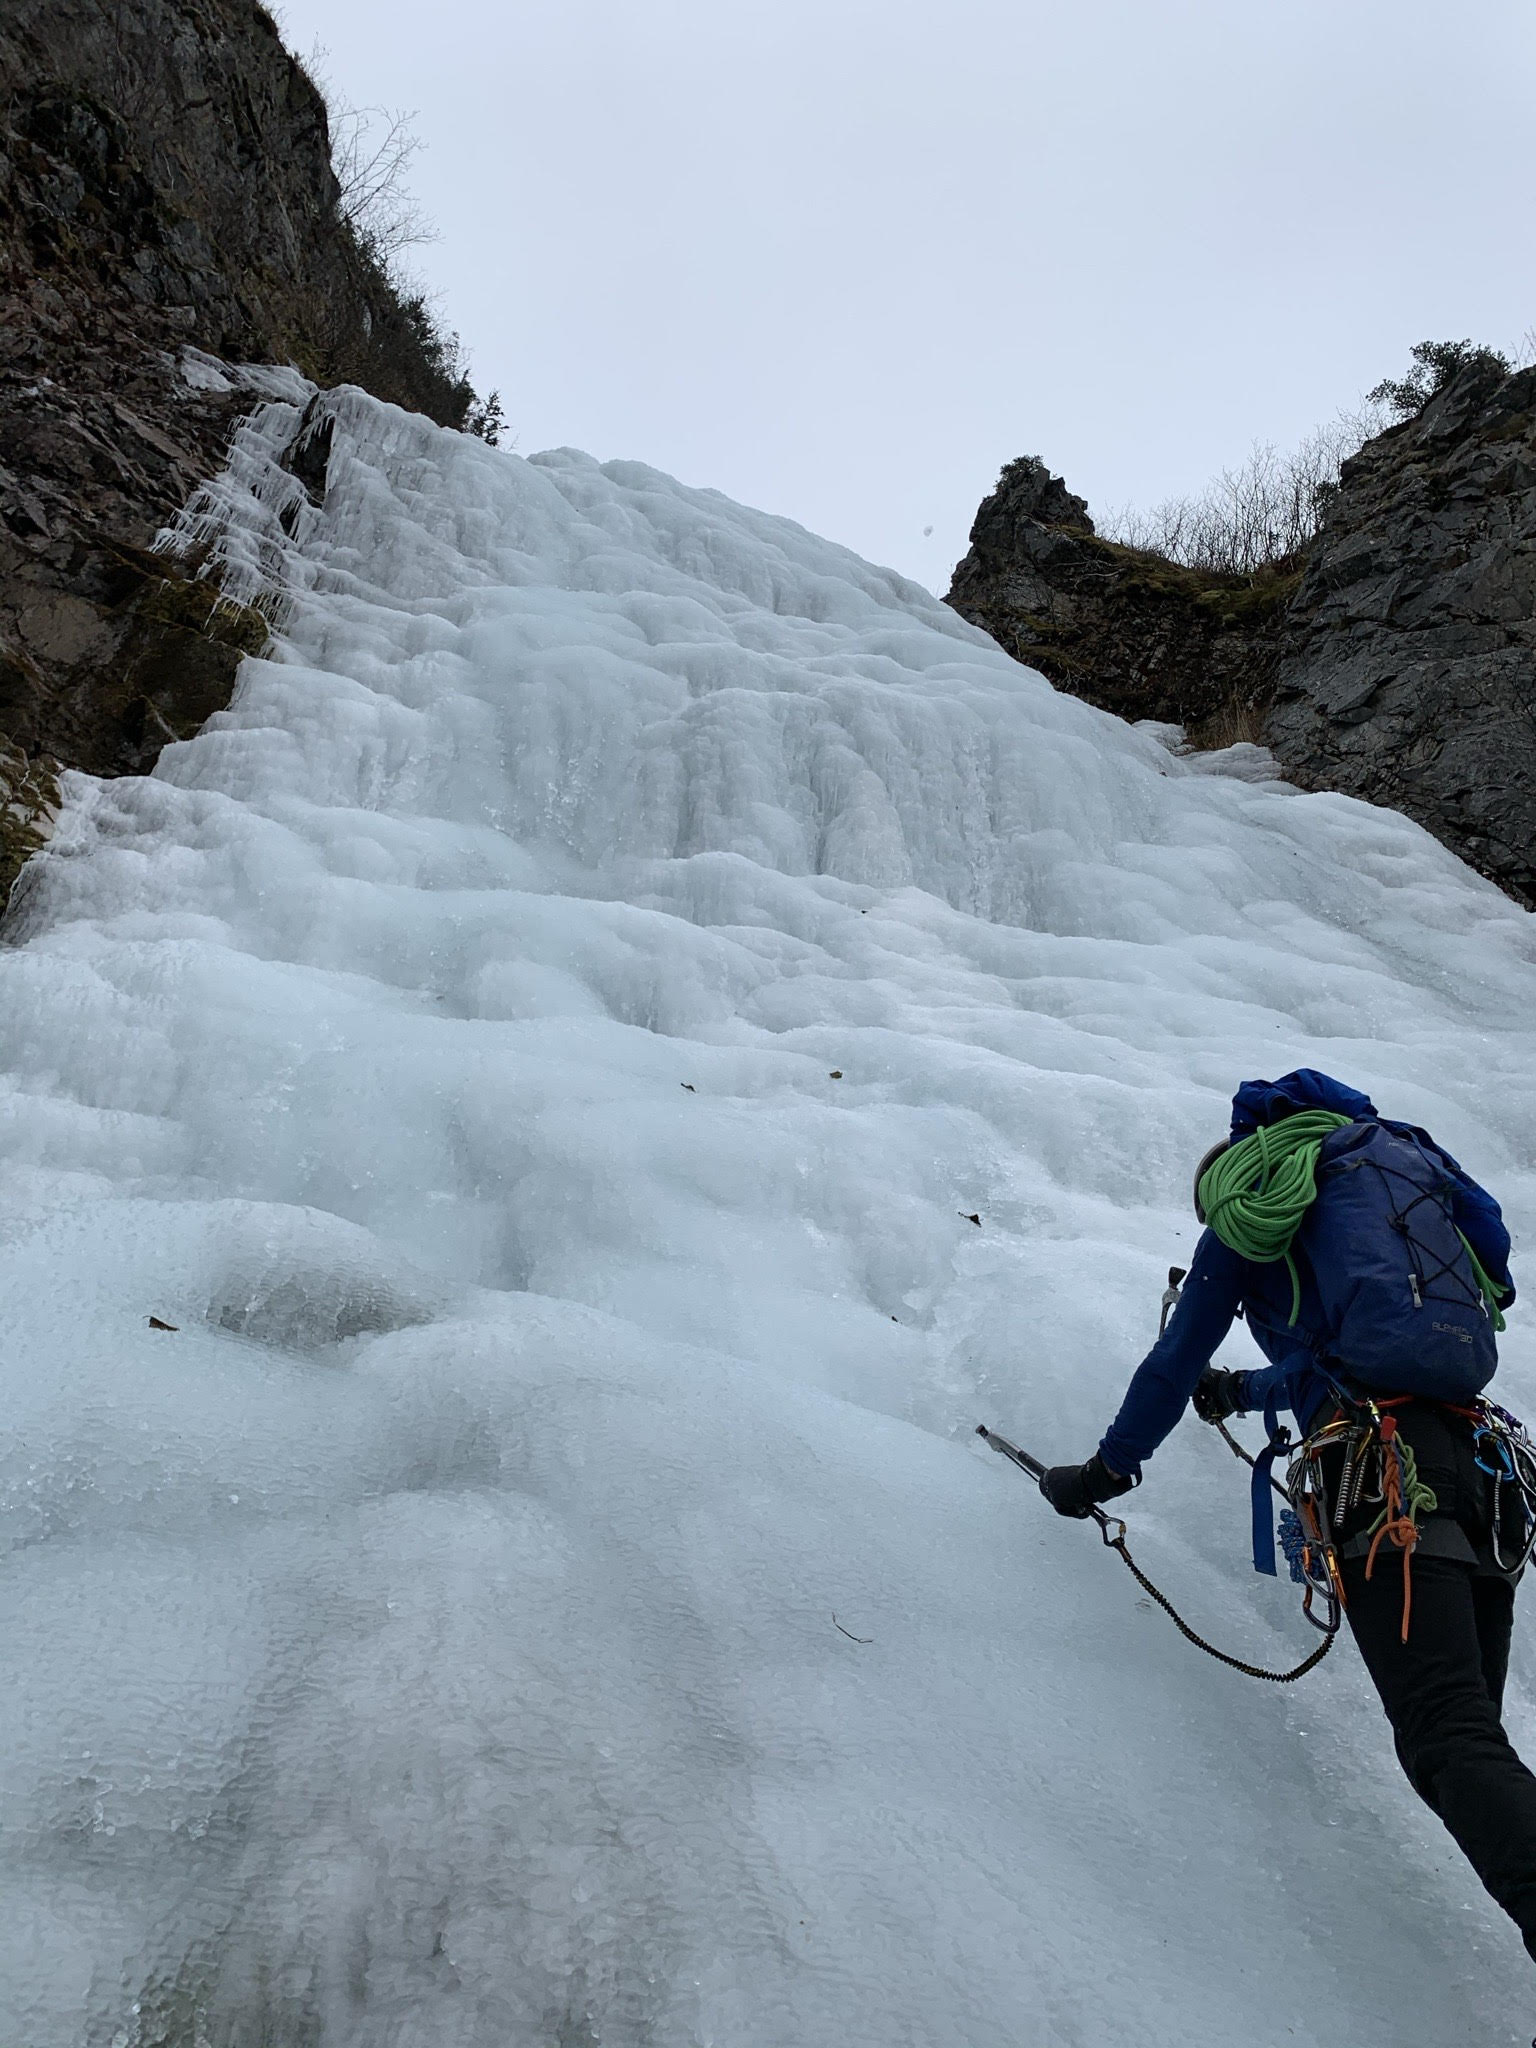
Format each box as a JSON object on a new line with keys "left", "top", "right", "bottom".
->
{"left": 1295, "top": 1119, "right": 1500, "bottom": 1402}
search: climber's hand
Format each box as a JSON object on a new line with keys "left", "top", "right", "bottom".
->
{"left": 1039, "top": 1453, "right": 1136, "bottom": 1519}
{"left": 1192, "top": 1368, "right": 1245, "bottom": 1425}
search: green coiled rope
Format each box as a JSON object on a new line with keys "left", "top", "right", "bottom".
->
{"left": 1369, "top": 1435, "right": 1438, "bottom": 1540}
{"left": 1197, "top": 1110, "right": 1352, "bottom": 1325}
{"left": 1199, "top": 1110, "right": 1511, "bottom": 1331}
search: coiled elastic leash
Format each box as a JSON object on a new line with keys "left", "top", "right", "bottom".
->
{"left": 977, "top": 1425, "right": 1337, "bottom": 1684}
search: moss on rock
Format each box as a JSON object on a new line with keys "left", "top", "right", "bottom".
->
{"left": 0, "top": 739, "right": 60, "bottom": 907}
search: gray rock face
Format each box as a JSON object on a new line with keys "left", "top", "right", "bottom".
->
{"left": 1266, "top": 362, "right": 1536, "bottom": 904}
{"left": 947, "top": 457, "right": 1297, "bottom": 737}
{"left": 0, "top": 0, "right": 471, "bottom": 416}
{"left": 0, "top": 0, "right": 475, "bottom": 904}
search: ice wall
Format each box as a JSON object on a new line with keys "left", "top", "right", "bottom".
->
{"left": 3, "top": 384, "right": 1536, "bottom": 2046}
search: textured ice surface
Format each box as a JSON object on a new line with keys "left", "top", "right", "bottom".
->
{"left": 4, "top": 387, "right": 1536, "bottom": 2045}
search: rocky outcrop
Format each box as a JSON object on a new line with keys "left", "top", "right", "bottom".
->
{"left": 0, "top": 0, "right": 474, "bottom": 902}
{"left": 946, "top": 457, "right": 1299, "bottom": 744}
{"left": 948, "top": 368, "right": 1536, "bottom": 905}
{"left": 0, "top": 0, "right": 473, "bottom": 423}
{"left": 1265, "top": 362, "right": 1536, "bottom": 904}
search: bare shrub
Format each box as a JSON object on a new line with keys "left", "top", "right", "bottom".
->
{"left": 289, "top": 39, "right": 479, "bottom": 428}
{"left": 1102, "top": 404, "right": 1390, "bottom": 576}
{"left": 1107, "top": 341, "right": 1525, "bottom": 575}
{"left": 301, "top": 42, "right": 436, "bottom": 271}
{"left": 329, "top": 102, "right": 435, "bottom": 265}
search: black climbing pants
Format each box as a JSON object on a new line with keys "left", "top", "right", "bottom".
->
{"left": 1333, "top": 1400, "right": 1536, "bottom": 1953}
{"left": 1343, "top": 1551, "right": 1536, "bottom": 1950}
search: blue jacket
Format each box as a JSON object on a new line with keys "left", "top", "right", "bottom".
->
{"left": 1099, "top": 1070, "right": 1514, "bottom": 1479}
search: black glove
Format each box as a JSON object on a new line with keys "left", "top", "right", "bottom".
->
{"left": 1039, "top": 1452, "right": 1137, "bottom": 1519}
{"left": 1192, "top": 1368, "right": 1245, "bottom": 1424}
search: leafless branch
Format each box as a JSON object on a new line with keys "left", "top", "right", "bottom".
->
{"left": 1101, "top": 405, "right": 1391, "bottom": 577}
{"left": 301, "top": 40, "right": 437, "bottom": 268}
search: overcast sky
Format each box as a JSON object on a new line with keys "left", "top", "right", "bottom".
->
{"left": 270, "top": 0, "right": 1534, "bottom": 592}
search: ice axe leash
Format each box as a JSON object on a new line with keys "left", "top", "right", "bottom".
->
{"left": 975, "top": 1424, "right": 1337, "bottom": 1684}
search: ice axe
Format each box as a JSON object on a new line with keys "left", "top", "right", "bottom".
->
{"left": 974, "top": 1423, "right": 1128, "bottom": 1545}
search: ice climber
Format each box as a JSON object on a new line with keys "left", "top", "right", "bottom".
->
{"left": 1039, "top": 1069, "right": 1536, "bottom": 1966}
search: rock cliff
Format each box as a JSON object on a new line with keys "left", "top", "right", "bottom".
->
{"left": 948, "top": 365, "right": 1536, "bottom": 905}
{"left": 0, "top": 0, "right": 473, "bottom": 900}
{"left": 945, "top": 457, "right": 1298, "bottom": 742}
{"left": 1265, "top": 362, "right": 1536, "bottom": 905}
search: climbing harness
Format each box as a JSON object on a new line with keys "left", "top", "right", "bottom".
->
{"left": 977, "top": 1424, "right": 1337, "bottom": 1685}
{"left": 1208, "top": 1390, "right": 1536, "bottom": 1645}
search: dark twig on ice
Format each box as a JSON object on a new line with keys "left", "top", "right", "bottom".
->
{"left": 833, "top": 1613, "right": 872, "bottom": 1644}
